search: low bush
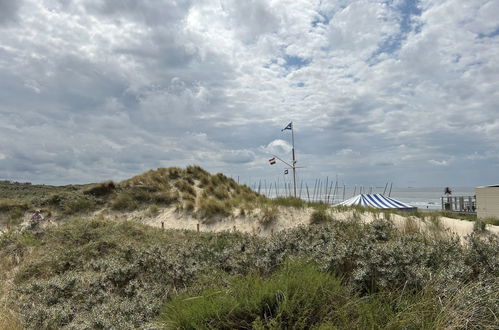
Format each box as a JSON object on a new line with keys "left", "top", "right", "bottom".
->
{"left": 62, "top": 196, "right": 96, "bottom": 215}
{"left": 82, "top": 181, "right": 116, "bottom": 197}
{"left": 111, "top": 193, "right": 138, "bottom": 211}
{"left": 310, "top": 206, "right": 333, "bottom": 225}
{"left": 152, "top": 191, "right": 178, "bottom": 205}
{"left": 0, "top": 201, "right": 28, "bottom": 228}
{"left": 161, "top": 260, "right": 349, "bottom": 329}
{"left": 3, "top": 199, "right": 498, "bottom": 329}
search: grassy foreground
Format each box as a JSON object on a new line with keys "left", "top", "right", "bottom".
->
{"left": 1, "top": 215, "right": 498, "bottom": 329}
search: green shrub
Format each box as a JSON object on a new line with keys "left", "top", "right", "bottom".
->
{"left": 161, "top": 260, "right": 348, "bottom": 329}
{"left": 481, "top": 217, "right": 499, "bottom": 226}
{"left": 310, "top": 207, "right": 333, "bottom": 225}
{"left": 82, "top": 181, "right": 116, "bottom": 197}
{"left": 63, "top": 197, "right": 96, "bottom": 214}
{"left": 0, "top": 201, "right": 28, "bottom": 227}
{"left": 186, "top": 165, "right": 209, "bottom": 180}
{"left": 111, "top": 193, "right": 138, "bottom": 211}
{"left": 152, "top": 191, "right": 178, "bottom": 205}
{"left": 160, "top": 259, "right": 459, "bottom": 329}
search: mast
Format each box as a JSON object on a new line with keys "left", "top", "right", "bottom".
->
{"left": 291, "top": 122, "right": 297, "bottom": 198}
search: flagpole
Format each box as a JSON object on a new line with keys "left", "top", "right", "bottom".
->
{"left": 291, "top": 122, "right": 297, "bottom": 198}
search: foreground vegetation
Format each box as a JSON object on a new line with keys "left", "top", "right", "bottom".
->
{"left": 0, "top": 215, "right": 497, "bottom": 329}
{"left": 1, "top": 167, "right": 498, "bottom": 328}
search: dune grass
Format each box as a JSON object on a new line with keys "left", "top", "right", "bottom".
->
{"left": 161, "top": 258, "right": 497, "bottom": 329}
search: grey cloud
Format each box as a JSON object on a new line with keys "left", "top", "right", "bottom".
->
{"left": 83, "top": 0, "right": 193, "bottom": 26}
{"left": 221, "top": 150, "right": 255, "bottom": 164}
{"left": 221, "top": 0, "right": 280, "bottom": 42}
{"left": 0, "top": 0, "right": 21, "bottom": 25}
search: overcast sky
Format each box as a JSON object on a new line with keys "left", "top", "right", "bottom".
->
{"left": 1, "top": 0, "right": 498, "bottom": 188}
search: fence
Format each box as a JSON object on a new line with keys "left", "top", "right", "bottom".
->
{"left": 242, "top": 178, "right": 392, "bottom": 205}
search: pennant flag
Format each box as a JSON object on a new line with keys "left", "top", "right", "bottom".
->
{"left": 269, "top": 157, "right": 276, "bottom": 165}
{"left": 281, "top": 122, "right": 292, "bottom": 131}
{"left": 284, "top": 169, "right": 289, "bottom": 175}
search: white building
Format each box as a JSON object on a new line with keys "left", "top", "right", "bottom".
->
{"left": 475, "top": 185, "right": 499, "bottom": 219}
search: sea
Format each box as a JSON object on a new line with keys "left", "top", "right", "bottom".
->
{"left": 258, "top": 186, "right": 476, "bottom": 210}
{"left": 383, "top": 187, "right": 475, "bottom": 210}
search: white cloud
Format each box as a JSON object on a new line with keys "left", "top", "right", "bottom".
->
{"left": 263, "top": 139, "right": 292, "bottom": 156}
{"left": 429, "top": 159, "right": 450, "bottom": 166}
{"left": 0, "top": 0, "right": 498, "bottom": 187}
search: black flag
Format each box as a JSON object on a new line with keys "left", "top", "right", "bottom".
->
{"left": 281, "top": 122, "right": 292, "bottom": 131}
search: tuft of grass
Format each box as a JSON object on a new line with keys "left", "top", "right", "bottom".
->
{"left": 259, "top": 206, "right": 278, "bottom": 227}
{"left": 186, "top": 165, "right": 209, "bottom": 181}
{"left": 146, "top": 205, "right": 160, "bottom": 217}
{"left": 196, "top": 197, "right": 231, "bottom": 221}
{"left": 111, "top": 192, "right": 138, "bottom": 211}
{"left": 183, "top": 200, "right": 195, "bottom": 212}
{"left": 62, "top": 196, "right": 96, "bottom": 215}
{"left": 161, "top": 260, "right": 348, "bottom": 329}
{"left": 175, "top": 179, "right": 196, "bottom": 197}
{"left": 272, "top": 197, "right": 305, "bottom": 208}
{"left": 310, "top": 206, "right": 333, "bottom": 225}
{"left": 82, "top": 181, "right": 116, "bottom": 197}
{"left": 481, "top": 217, "right": 499, "bottom": 226}
{"left": 160, "top": 259, "right": 459, "bottom": 329}
{"left": 0, "top": 304, "right": 22, "bottom": 330}
{"left": 473, "top": 219, "right": 487, "bottom": 233}
{"left": 401, "top": 217, "right": 421, "bottom": 235}
{"left": 427, "top": 213, "right": 443, "bottom": 232}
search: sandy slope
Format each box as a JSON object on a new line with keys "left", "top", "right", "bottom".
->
{"left": 141, "top": 207, "right": 499, "bottom": 240}
{"left": 4, "top": 207, "right": 496, "bottom": 241}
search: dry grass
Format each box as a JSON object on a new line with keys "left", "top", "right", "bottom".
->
{"left": 0, "top": 304, "right": 22, "bottom": 330}
{"left": 402, "top": 216, "right": 421, "bottom": 235}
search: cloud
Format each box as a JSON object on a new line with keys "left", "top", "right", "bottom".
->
{"left": 263, "top": 140, "right": 292, "bottom": 156}
{"left": 0, "top": 0, "right": 22, "bottom": 25}
{"left": 0, "top": 0, "right": 498, "bottom": 187}
{"left": 221, "top": 150, "right": 255, "bottom": 164}
{"left": 429, "top": 159, "right": 450, "bottom": 167}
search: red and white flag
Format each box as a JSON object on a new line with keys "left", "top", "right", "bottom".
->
{"left": 269, "top": 157, "right": 276, "bottom": 165}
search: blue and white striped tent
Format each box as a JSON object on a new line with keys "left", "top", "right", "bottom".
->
{"left": 337, "top": 193, "right": 416, "bottom": 210}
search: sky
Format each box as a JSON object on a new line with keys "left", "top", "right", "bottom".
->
{"left": 0, "top": 0, "right": 498, "bottom": 188}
